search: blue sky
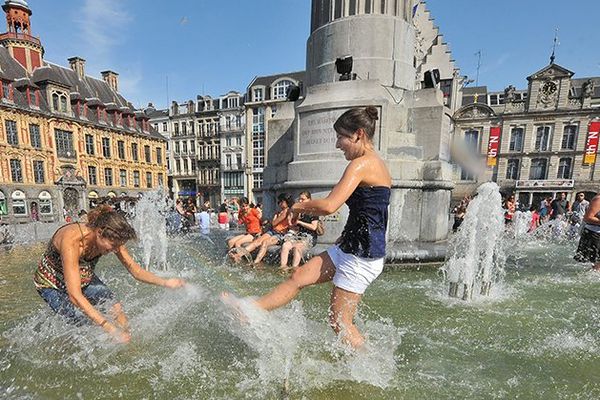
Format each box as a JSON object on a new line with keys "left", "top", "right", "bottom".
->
{"left": 26, "top": 0, "right": 600, "bottom": 109}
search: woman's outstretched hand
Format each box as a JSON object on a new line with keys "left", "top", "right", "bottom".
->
{"left": 103, "top": 322, "right": 131, "bottom": 344}
{"left": 163, "top": 278, "right": 186, "bottom": 289}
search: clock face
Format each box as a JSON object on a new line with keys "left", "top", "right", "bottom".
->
{"left": 541, "top": 81, "right": 557, "bottom": 96}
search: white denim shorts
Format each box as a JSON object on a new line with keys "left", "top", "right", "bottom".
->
{"left": 327, "top": 245, "right": 384, "bottom": 295}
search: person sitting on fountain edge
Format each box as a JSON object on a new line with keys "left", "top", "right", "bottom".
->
{"left": 222, "top": 106, "right": 391, "bottom": 349}
{"left": 34, "top": 205, "right": 186, "bottom": 343}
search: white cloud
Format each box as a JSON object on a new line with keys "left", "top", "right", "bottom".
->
{"left": 75, "top": 0, "right": 140, "bottom": 97}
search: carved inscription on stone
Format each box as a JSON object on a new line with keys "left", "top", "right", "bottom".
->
{"left": 298, "top": 108, "right": 347, "bottom": 155}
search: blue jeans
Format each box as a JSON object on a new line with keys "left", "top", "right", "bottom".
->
{"left": 37, "top": 275, "right": 115, "bottom": 325}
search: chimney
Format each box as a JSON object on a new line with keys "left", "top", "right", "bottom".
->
{"left": 101, "top": 70, "right": 119, "bottom": 92}
{"left": 68, "top": 56, "right": 86, "bottom": 79}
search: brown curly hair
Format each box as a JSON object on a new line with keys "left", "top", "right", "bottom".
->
{"left": 86, "top": 205, "right": 137, "bottom": 243}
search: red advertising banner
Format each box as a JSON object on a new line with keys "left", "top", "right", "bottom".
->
{"left": 487, "top": 126, "right": 501, "bottom": 167}
{"left": 584, "top": 121, "right": 600, "bottom": 165}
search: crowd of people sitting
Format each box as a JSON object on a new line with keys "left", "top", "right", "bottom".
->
{"left": 227, "top": 192, "right": 322, "bottom": 271}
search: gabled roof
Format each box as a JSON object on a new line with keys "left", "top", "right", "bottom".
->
{"left": 527, "top": 63, "right": 574, "bottom": 82}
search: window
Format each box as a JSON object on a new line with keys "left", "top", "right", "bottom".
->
{"left": 144, "top": 145, "right": 151, "bottom": 162}
{"left": 10, "top": 159, "right": 22, "bottom": 182}
{"left": 162, "top": 122, "right": 167, "bottom": 132}
{"left": 60, "top": 96, "right": 67, "bottom": 113}
{"left": 271, "top": 105, "right": 278, "bottom": 117}
{"left": 88, "top": 166, "right": 97, "bottom": 185}
{"left": 39, "top": 191, "right": 52, "bottom": 214}
{"left": 156, "top": 147, "right": 162, "bottom": 164}
{"left": 117, "top": 140, "right": 125, "bottom": 159}
{"left": 535, "top": 126, "right": 551, "bottom": 151}
{"left": 119, "top": 169, "right": 127, "bottom": 187}
{"left": 253, "top": 173, "right": 263, "bottom": 189}
{"left": 464, "top": 129, "right": 479, "bottom": 151}
{"left": 0, "top": 191, "right": 6, "bottom": 215}
{"left": 253, "top": 88, "right": 263, "bottom": 102}
{"left": 460, "top": 166, "right": 475, "bottom": 181}
{"left": 226, "top": 154, "right": 232, "bottom": 168}
{"left": 158, "top": 173, "right": 164, "bottom": 187}
{"left": 182, "top": 141, "right": 188, "bottom": 154}
{"left": 557, "top": 157, "right": 572, "bottom": 179}
{"left": 272, "top": 80, "right": 293, "bottom": 100}
{"left": 506, "top": 159, "right": 520, "bottom": 180}
{"left": 489, "top": 93, "right": 505, "bottom": 106}
{"left": 182, "top": 121, "right": 187, "bottom": 135}
{"left": 5, "top": 120, "right": 18, "bottom": 145}
{"left": 133, "top": 170, "right": 140, "bottom": 188}
{"left": 175, "top": 142, "right": 181, "bottom": 154}
{"left": 174, "top": 122, "right": 179, "bottom": 135}
{"left": 236, "top": 154, "right": 242, "bottom": 168}
{"left": 33, "top": 160, "right": 44, "bottom": 184}
{"left": 529, "top": 158, "right": 548, "bottom": 180}
{"left": 190, "top": 140, "right": 195, "bottom": 154}
{"left": 2, "top": 81, "right": 11, "bottom": 100}
{"left": 83, "top": 134, "right": 94, "bottom": 155}
{"left": 102, "top": 137, "right": 111, "bottom": 158}
{"left": 252, "top": 107, "right": 265, "bottom": 134}
{"left": 561, "top": 125, "right": 577, "bottom": 150}
{"left": 11, "top": 190, "right": 26, "bottom": 215}
{"left": 131, "top": 143, "right": 139, "bottom": 161}
{"left": 146, "top": 172, "right": 152, "bottom": 188}
{"left": 175, "top": 159, "right": 181, "bottom": 173}
{"left": 55, "top": 129, "right": 75, "bottom": 158}
{"left": 104, "top": 168, "right": 113, "bottom": 186}
{"left": 29, "top": 124, "right": 41, "bottom": 149}
{"left": 509, "top": 127, "right": 524, "bottom": 152}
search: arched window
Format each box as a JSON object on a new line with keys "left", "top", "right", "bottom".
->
{"left": 52, "top": 93, "right": 59, "bottom": 111}
{"left": 38, "top": 191, "right": 53, "bottom": 215}
{"left": 0, "top": 191, "right": 7, "bottom": 215}
{"left": 60, "top": 95, "right": 68, "bottom": 112}
{"left": 11, "top": 190, "right": 27, "bottom": 215}
{"left": 272, "top": 80, "right": 294, "bottom": 100}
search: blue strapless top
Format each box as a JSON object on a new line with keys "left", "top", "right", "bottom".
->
{"left": 338, "top": 186, "right": 390, "bottom": 259}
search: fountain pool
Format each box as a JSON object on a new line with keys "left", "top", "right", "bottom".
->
{"left": 1, "top": 235, "right": 600, "bottom": 399}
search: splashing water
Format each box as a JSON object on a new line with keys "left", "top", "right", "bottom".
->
{"left": 441, "top": 182, "right": 506, "bottom": 300}
{"left": 131, "top": 189, "right": 171, "bottom": 270}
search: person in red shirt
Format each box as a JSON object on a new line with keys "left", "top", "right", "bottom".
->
{"left": 241, "top": 193, "right": 293, "bottom": 266}
{"left": 227, "top": 197, "right": 261, "bottom": 253}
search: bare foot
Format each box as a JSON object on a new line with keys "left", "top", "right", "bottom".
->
{"left": 220, "top": 291, "right": 249, "bottom": 324}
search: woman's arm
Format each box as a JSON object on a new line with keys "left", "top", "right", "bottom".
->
{"left": 115, "top": 246, "right": 185, "bottom": 288}
{"left": 583, "top": 197, "right": 600, "bottom": 225}
{"left": 272, "top": 210, "right": 287, "bottom": 226}
{"left": 291, "top": 159, "right": 365, "bottom": 216}
{"left": 297, "top": 218, "right": 318, "bottom": 231}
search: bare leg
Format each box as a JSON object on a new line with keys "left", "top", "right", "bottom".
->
{"left": 110, "top": 302, "right": 130, "bottom": 332}
{"left": 255, "top": 251, "right": 336, "bottom": 311}
{"left": 244, "top": 234, "right": 270, "bottom": 254}
{"left": 329, "top": 286, "right": 364, "bottom": 349}
{"left": 254, "top": 237, "right": 279, "bottom": 265}
{"left": 279, "top": 241, "right": 293, "bottom": 269}
{"left": 291, "top": 243, "right": 306, "bottom": 268}
{"left": 235, "top": 234, "right": 254, "bottom": 248}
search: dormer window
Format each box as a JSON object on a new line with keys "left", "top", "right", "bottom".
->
{"left": 272, "top": 79, "right": 294, "bottom": 100}
{"left": 253, "top": 88, "right": 263, "bottom": 102}
{"left": 51, "top": 90, "right": 69, "bottom": 113}
{"left": 1, "top": 81, "right": 13, "bottom": 101}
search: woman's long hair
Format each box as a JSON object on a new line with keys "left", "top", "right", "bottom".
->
{"left": 87, "top": 205, "right": 137, "bottom": 243}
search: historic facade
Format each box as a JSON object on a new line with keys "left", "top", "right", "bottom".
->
{"left": 0, "top": 0, "right": 167, "bottom": 223}
{"left": 244, "top": 71, "right": 305, "bottom": 204}
{"left": 148, "top": 91, "right": 246, "bottom": 207}
{"left": 453, "top": 61, "right": 600, "bottom": 207}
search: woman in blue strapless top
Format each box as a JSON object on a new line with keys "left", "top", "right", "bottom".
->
{"left": 230, "top": 106, "right": 392, "bottom": 349}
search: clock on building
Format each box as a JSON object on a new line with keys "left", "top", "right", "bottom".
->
{"left": 541, "top": 81, "right": 557, "bottom": 96}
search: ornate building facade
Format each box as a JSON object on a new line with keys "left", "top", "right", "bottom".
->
{"left": 452, "top": 61, "right": 600, "bottom": 207}
{"left": 0, "top": 0, "right": 167, "bottom": 223}
{"left": 147, "top": 91, "right": 246, "bottom": 207}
